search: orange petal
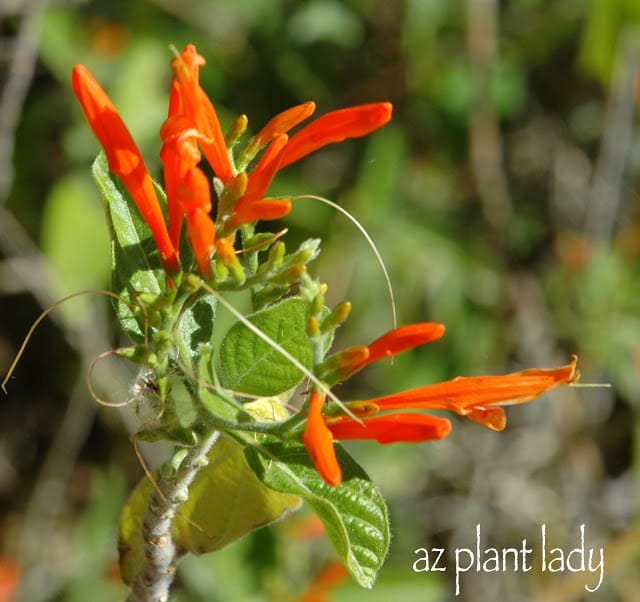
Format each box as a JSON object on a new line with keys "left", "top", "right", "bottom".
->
{"left": 160, "top": 143, "right": 184, "bottom": 251}
{"left": 302, "top": 391, "right": 342, "bottom": 486}
{"left": 171, "top": 44, "right": 234, "bottom": 184}
{"left": 238, "top": 134, "right": 289, "bottom": 209}
{"left": 327, "top": 412, "right": 452, "bottom": 443}
{"left": 250, "top": 101, "right": 316, "bottom": 151}
{"left": 368, "top": 323, "right": 446, "bottom": 359}
{"left": 177, "top": 165, "right": 212, "bottom": 214}
{"left": 214, "top": 236, "right": 236, "bottom": 264}
{"left": 71, "top": 65, "right": 179, "bottom": 272}
{"left": 368, "top": 356, "right": 579, "bottom": 419}
{"left": 465, "top": 407, "right": 507, "bottom": 431}
{"left": 230, "top": 198, "right": 292, "bottom": 228}
{"left": 184, "top": 207, "right": 215, "bottom": 278}
{"left": 161, "top": 82, "right": 187, "bottom": 250}
{"left": 160, "top": 133, "right": 213, "bottom": 278}
{"left": 280, "top": 102, "right": 393, "bottom": 168}
{"left": 347, "top": 323, "right": 446, "bottom": 376}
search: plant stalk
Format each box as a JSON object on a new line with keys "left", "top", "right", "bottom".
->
{"left": 126, "top": 429, "right": 221, "bottom": 602}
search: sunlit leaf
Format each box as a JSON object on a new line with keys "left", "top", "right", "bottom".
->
{"left": 245, "top": 441, "right": 390, "bottom": 588}
{"left": 92, "top": 152, "right": 166, "bottom": 340}
{"left": 219, "top": 298, "right": 313, "bottom": 396}
{"left": 195, "top": 344, "right": 243, "bottom": 422}
{"left": 176, "top": 293, "right": 217, "bottom": 369}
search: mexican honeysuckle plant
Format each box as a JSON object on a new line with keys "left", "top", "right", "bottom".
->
{"left": 69, "top": 44, "right": 579, "bottom": 601}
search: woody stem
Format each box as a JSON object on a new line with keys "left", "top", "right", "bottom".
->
{"left": 126, "top": 429, "right": 221, "bottom": 602}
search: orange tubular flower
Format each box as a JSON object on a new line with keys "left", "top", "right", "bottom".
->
{"left": 230, "top": 199, "right": 293, "bottom": 226}
{"left": 169, "top": 45, "right": 234, "bottom": 184}
{"left": 160, "top": 83, "right": 216, "bottom": 277}
{"left": 279, "top": 102, "right": 393, "bottom": 169}
{"left": 303, "top": 400, "right": 452, "bottom": 486}
{"left": 231, "top": 134, "right": 292, "bottom": 227}
{"left": 327, "top": 413, "right": 452, "bottom": 444}
{"left": 320, "top": 323, "right": 446, "bottom": 383}
{"left": 246, "top": 101, "right": 316, "bottom": 157}
{"left": 228, "top": 102, "right": 393, "bottom": 229}
{"left": 303, "top": 340, "right": 578, "bottom": 484}
{"left": 302, "top": 391, "right": 342, "bottom": 487}
{"left": 363, "top": 355, "right": 580, "bottom": 430}
{"left": 71, "top": 65, "right": 179, "bottom": 273}
{"left": 346, "top": 322, "right": 446, "bottom": 376}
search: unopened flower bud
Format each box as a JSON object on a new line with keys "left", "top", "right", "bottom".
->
{"left": 183, "top": 272, "right": 202, "bottom": 292}
{"left": 307, "top": 316, "right": 320, "bottom": 337}
{"left": 272, "top": 264, "right": 306, "bottom": 284}
{"left": 214, "top": 259, "right": 229, "bottom": 280}
{"left": 117, "top": 345, "right": 157, "bottom": 365}
{"left": 310, "top": 292, "right": 325, "bottom": 316}
{"left": 253, "top": 284, "right": 289, "bottom": 308}
{"left": 225, "top": 114, "right": 248, "bottom": 147}
{"left": 318, "top": 346, "right": 369, "bottom": 382}
{"left": 322, "top": 301, "right": 351, "bottom": 330}
{"left": 342, "top": 400, "right": 380, "bottom": 418}
{"left": 218, "top": 172, "right": 248, "bottom": 218}
{"left": 243, "top": 232, "right": 281, "bottom": 252}
{"left": 215, "top": 237, "right": 246, "bottom": 285}
{"left": 291, "top": 239, "right": 320, "bottom": 265}
{"left": 266, "top": 241, "right": 286, "bottom": 268}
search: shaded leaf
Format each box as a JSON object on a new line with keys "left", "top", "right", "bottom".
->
{"left": 119, "top": 437, "right": 301, "bottom": 585}
{"left": 176, "top": 294, "right": 217, "bottom": 369}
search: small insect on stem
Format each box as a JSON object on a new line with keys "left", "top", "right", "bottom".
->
{"left": 131, "top": 366, "right": 161, "bottom": 398}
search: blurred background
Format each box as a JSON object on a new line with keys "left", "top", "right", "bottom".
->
{"left": 0, "top": 1, "right": 638, "bottom": 600}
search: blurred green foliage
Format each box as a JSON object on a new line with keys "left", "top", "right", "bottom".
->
{"left": 1, "top": 1, "right": 639, "bottom": 601}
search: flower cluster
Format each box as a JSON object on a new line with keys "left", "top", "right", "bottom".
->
{"left": 72, "top": 43, "right": 580, "bottom": 490}
{"left": 72, "top": 44, "right": 392, "bottom": 278}
{"left": 303, "top": 322, "right": 579, "bottom": 485}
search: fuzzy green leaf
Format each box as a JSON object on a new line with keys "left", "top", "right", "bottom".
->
{"left": 196, "top": 344, "right": 243, "bottom": 422}
{"left": 245, "top": 441, "right": 390, "bottom": 588}
{"left": 219, "top": 298, "right": 313, "bottom": 396}
{"left": 176, "top": 294, "right": 217, "bottom": 369}
{"left": 92, "top": 152, "right": 166, "bottom": 340}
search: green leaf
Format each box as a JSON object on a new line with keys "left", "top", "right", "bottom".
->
{"left": 118, "top": 437, "right": 301, "bottom": 585}
{"left": 92, "top": 152, "right": 166, "bottom": 340}
{"left": 219, "top": 298, "right": 313, "bottom": 396}
{"left": 245, "top": 441, "right": 390, "bottom": 588}
{"left": 195, "top": 344, "right": 243, "bottom": 422}
{"left": 176, "top": 293, "right": 217, "bottom": 369}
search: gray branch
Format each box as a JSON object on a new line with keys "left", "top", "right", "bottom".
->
{"left": 126, "top": 429, "right": 221, "bottom": 602}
